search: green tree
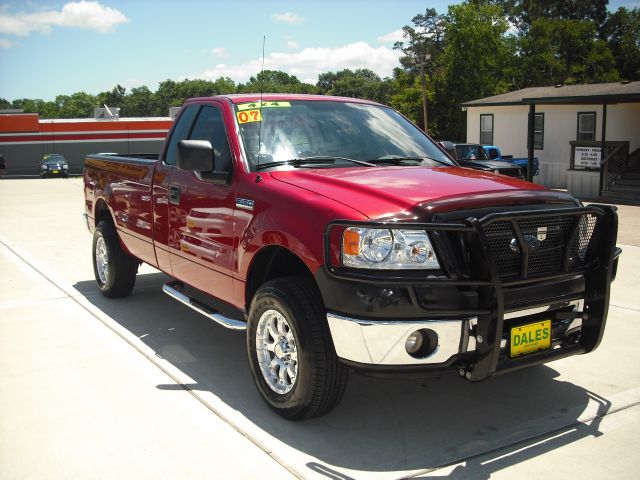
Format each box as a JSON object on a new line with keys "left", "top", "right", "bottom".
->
{"left": 316, "top": 69, "right": 392, "bottom": 104}
{"left": 433, "top": 2, "right": 517, "bottom": 140}
{"left": 97, "top": 84, "right": 126, "bottom": 108}
{"left": 602, "top": 7, "right": 640, "bottom": 80}
{"left": 393, "top": 8, "right": 447, "bottom": 132}
{"left": 494, "top": 0, "right": 609, "bottom": 33}
{"left": 237, "top": 70, "right": 317, "bottom": 94}
{"left": 54, "top": 92, "right": 97, "bottom": 118}
{"left": 153, "top": 80, "right": 182, "bottom": 116}
{"left": 121, "top": 86, "right": 155, "bottom": 117}
{"left": 11, "top": 98, "right": 59, "bottom": 117}
{"left": 518, "top": 18, "right": 619, "bottom": 86}
{"left": 388, "top": 68, "right": 425, "bottom": 126}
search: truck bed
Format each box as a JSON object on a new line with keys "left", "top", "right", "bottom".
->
{"left": 84, "top": 153, "right": 159, "bottom": 267}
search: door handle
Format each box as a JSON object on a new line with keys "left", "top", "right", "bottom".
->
{"left": 169, "top": 185, "right": 181, "bottom": 205}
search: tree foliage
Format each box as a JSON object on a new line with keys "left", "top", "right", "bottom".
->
{"left": 432, "top": 2, "right": 517, "bottom": 140}
{"left": 316, "top": 69, "right": 392, "bottom": 104}
{"left": 237, "top": 70, "right": 316, "bottom": 94}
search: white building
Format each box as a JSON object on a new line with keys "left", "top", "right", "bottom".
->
{"left": 462, "top": 82, "right": 640, "bottom": 200}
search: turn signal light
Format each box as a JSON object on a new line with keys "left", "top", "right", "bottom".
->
{"left": 343, "top": 229, "right": 360, "bottom": 256}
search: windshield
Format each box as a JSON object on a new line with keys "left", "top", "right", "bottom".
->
{"left": 43, "top": 155, "right": 65, "bottom": 163}
{"left": 455, "top": 145, "right": 488, "bottom": 161}
{"left": 234, "top": 100, "right": 453, "bottom": 171}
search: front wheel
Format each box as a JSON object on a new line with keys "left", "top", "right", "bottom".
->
{"left": 92, "top": 220, "right": 138, "bottom": 298}
{"left": 247, "top": 277, "right": 348, "bottom": 420}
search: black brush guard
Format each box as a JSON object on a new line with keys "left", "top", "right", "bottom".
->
{"left": 324, "top": 205, "right": 621, "bottom": 380}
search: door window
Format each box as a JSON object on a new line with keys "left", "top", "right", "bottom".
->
{"left": 164, "top": 105, "right": 199, "bottom": 166}
{"left": 189, "top": 106, "right": 233, "bottom": 173}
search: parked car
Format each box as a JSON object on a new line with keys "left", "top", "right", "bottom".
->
{"left": 0, "top": 154, "right": 6, "bottom": 176}
{"left": 41, "top": 154, "right": 69, "bottom": 177}
{"left": 84, "top": 94, "right": 621, "bottom": 420}
{"left": 438, "top": 141, "right": 524, "bottom": 179}
{"left": 483, "top": 145, "right": 539, "bottom": 178}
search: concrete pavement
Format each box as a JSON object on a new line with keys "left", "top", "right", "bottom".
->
{"left": 1, "top": 177, "right": 639, "bottom": 479}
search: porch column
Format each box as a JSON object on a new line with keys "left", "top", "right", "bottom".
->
{"left": 527, "top": 103, "right": 536, "bottom": 182}
{"left": 599, "top": 103, "right": 608, "bottom": 195}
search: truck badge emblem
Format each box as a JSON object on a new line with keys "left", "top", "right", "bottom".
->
{"left": 537, "top": 227, "right": 547, "bottom": 241}
{"left": 236, "top": 198, "right": 255, "bottom": 211}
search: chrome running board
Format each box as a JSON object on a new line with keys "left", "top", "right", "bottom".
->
{"left": 162, "top": 281, "right": 246, "bottom": 331}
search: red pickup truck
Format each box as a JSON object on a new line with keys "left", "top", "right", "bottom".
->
{"left": 83, "top": 94, "right": 621, "bottom": 420}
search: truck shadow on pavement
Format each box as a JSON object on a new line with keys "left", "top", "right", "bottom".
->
{"left": 75, "top": 274, "right": 611, "bottom": 478}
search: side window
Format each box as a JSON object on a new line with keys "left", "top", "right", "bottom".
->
{"left": 164, "top": 105, "right": 199, "bottom": 166}
{"left": 189, "top": 105, "right": 233, "bottom": 174}
{"left": 577, "top": 112, "right": 596, "bottom": 141}
{"left": 480, "top": 114, "right": 493, "bottom": 145}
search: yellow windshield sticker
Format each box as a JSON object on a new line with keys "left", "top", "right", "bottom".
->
{"left": 237, "top": 101, "right": 291, "bottom": 111}
{"left": 237, "top": 109, "right": 262, "bottom": 124}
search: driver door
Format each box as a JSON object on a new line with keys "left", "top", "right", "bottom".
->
{"left": 167, "top": 103, "right": 236, "bottom": 302}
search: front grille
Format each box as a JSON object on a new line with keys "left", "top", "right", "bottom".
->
{"left": 482, "top": 213, "right": 601, "bottom": 280}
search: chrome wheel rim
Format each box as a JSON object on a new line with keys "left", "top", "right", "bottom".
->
{"left": 95, "top": 236, "right": 109, "bottom": 285}
{"left": 256, "top": 309, "right": 298, "bottom": 394}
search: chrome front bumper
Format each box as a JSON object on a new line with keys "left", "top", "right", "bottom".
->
{"left": 327, "top": 313, "right": 468, "bottom": 366}
{"left": 327, "top": 300, "right": 583, "bottom": 367}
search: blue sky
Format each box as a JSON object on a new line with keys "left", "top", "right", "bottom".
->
{"left": 0, "top": 0, "right": 638, "bottom": 101}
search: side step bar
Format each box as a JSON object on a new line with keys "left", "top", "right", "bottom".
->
{"left": 162, "top": 281, "right": 247, "bottom": 331}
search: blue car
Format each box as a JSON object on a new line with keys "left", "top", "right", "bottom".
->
{"left": 483, "top": 145, "right": 539, "bottom": 177}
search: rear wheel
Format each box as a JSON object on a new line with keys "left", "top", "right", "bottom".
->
{"left": 247, "top": 277, "right": 348, "bottom": 420}
{"left": 92, "top": 220, "right": 138, "bottom": 298}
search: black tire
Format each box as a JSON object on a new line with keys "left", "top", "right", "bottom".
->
{"left": 247, "top": 277, "right": 348, "bottom": 420}
{"left": 92, "top": 220, "right": 138, "bottom": 298}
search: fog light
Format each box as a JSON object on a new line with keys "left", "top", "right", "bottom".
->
{"left": 406, "top": 329, "right": 439, "bottom": 358}
{"left": 405, "top": 331, "right": 424, "bottom": 354}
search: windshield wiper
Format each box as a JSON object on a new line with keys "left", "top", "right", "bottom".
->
{"left": 255, "top": 156, "right": 376, "bottom": 171}
{"left": 367, "top": 155, "right": 453, "bottom": 167}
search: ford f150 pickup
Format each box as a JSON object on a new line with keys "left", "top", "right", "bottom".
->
{"left": 83, "top": 94, "right": 621, "bottom": 420}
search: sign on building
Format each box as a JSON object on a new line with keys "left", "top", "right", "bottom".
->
{"left": 574, "top": 146, "right": 601, "bottom": 168}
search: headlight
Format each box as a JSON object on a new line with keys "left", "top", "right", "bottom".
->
{"left": 42, "top": 165, "right": 48, "bottom": 170}
{"left": 342, "top": 227, "right": 440, "bottom": 269}
{"left": 63, "top": 165, "right": 68, "bottom": 169}
{"left": 493, "top": 169, "right": 500, "bottom": 174}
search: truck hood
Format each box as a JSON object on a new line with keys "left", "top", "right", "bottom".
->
{"left": 269, "top": 166, "right": 576, "bottom": 220}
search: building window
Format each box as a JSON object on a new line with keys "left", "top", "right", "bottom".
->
{"left": 534, "top": 113, "right": 544, "bottom": 150}
{"left": 577, "top": 112, "right": 596, "bottom": 141}
{"left": 480, "top": 114, "right": 493, "bottom": 145}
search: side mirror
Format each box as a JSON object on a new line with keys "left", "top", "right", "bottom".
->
{"left": 176, "top": 139, "right": 214, "bottom": 171}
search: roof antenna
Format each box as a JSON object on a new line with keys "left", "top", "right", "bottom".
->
{"left": 257, "top": 35, "right": 266, "bottom": 172}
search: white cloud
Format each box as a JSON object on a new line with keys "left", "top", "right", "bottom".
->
{"left": 271, "top": 12, "right": 304, "bottom": 24}
{"left": 0, "top": 1, "right": 129, "bottom": 37}
{"left": 0, "top": 38, "right": 12, "bottom": 48}
{"left": 377, "top": 29, "right": 404, "bottom": 43}
{"left": 287, "top": 40, "right": 298, "bottom": 49}
{"left": 211, "top": 47, "right": 227, "bottom": 57}
{"left": 195, "top": 41, "right": 401, "bottom": 84}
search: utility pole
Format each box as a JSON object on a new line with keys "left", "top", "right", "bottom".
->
{"left": 420, "top": 53, "right": 432, "bottom": 134}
